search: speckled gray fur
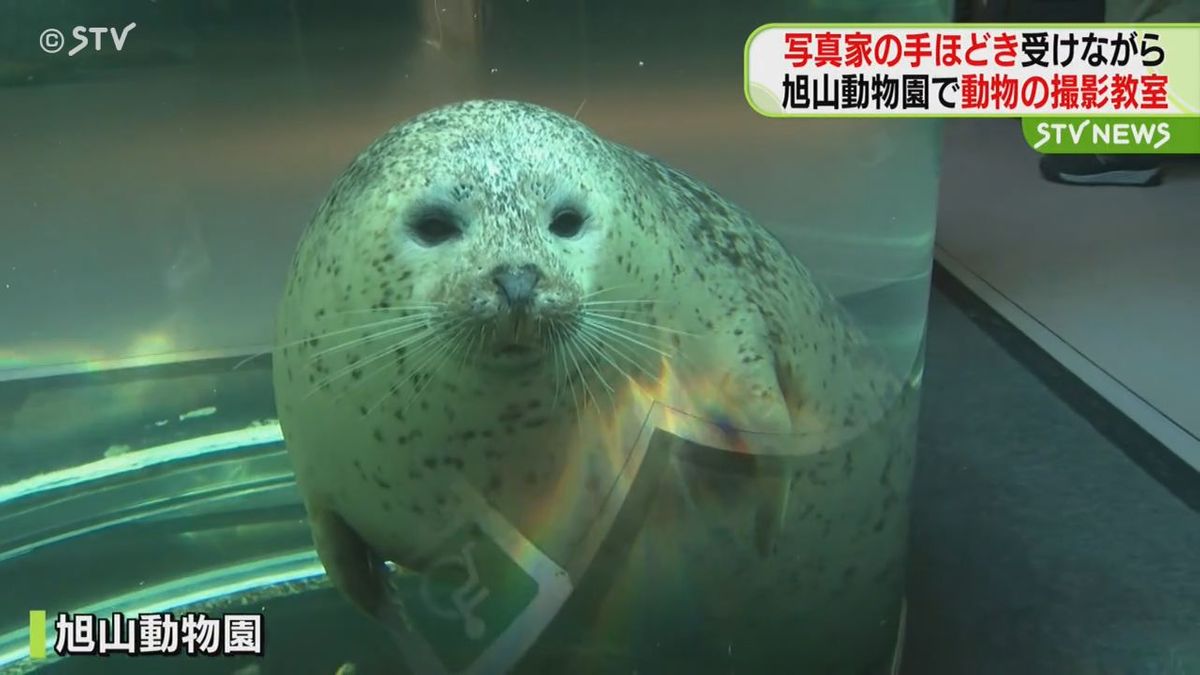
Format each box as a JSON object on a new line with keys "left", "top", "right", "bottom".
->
{"left": 271, "top": 100, "right": 916, "bottom": 643}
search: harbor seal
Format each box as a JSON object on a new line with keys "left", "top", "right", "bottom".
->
{"left": 272, "top": 99, "right": 912, "bottom": 669}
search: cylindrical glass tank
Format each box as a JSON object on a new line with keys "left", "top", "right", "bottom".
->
{"left": 0, "top": 0, "right": 943, "bottom": 673}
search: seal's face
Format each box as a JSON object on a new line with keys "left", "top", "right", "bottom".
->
{"left": 380, "top": 103, "right": 619, "bottom": 375}
{"left": 398, "top": 193, "right": 601, "bottom": 372}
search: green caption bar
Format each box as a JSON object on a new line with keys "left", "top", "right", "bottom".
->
{"left": 1021, "top": 116, "right": 1200, "bottom": 154}
{"left": 29, "top": 610, "right": 46, "bottom": 659}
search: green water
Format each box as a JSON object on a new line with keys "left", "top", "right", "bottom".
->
{"left": 0, "top": 0, "right": 946, "bottom": 672}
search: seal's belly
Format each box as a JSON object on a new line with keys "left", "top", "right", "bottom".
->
{"left": 278, "top": 374, "right": 649, "bottom": 567}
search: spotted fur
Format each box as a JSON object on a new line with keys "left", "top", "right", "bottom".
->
{"left": 272, "top": 100, "right": 917, "bottom": 651}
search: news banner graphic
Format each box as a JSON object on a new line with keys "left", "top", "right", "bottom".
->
{"left": 744, "top": 24, "right": 1200, "bottom": 154}
{"left": 26, "top": 609, "right": 264, "bottom": 659}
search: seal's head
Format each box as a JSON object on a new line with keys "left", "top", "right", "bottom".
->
{"left": 315, "top": 100, "right": 636, "bottom": 376}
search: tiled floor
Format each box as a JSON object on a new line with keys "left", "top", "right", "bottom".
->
{"left": 935, "top": 118, "right": 1200, "bottom": 472}
{"left": 903, "top": 283, "right": 1200, "bottom": 675}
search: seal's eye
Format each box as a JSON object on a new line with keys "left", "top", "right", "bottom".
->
{"left": 410, "top": 214, "right": 461, "bottom": 246}
{"left": 549, "top": 208, "right": 585, "bottom": 239}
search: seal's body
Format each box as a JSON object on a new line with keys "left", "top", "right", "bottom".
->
{"left": 272, "top": 100, "right": 913, "bottom": 661}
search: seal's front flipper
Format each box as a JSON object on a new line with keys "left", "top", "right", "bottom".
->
{"left": 308, "top": 506, "right": 385, "bottom": 617}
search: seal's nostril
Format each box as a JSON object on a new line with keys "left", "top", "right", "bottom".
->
{"left": 492, "top": 264, "right": 541, "bottom": 307}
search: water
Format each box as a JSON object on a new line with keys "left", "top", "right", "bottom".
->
{"left": 0, "top": 1, "right": 945, "bottom": 673}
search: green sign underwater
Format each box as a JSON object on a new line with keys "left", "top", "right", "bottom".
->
{"left": 388, "top": 524, "right": 540, "bottom": 672}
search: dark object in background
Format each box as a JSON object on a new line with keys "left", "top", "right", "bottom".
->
{"left": 1038, "top": 154, "right": 1165, "bottom": 186}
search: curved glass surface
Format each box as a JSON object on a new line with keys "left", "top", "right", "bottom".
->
{"left": 0, "top": 0, "right": 945, "bottom": 673}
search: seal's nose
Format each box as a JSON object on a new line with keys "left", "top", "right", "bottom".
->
{"left": 492, "top": 264, "right": 541, "bottom": 308}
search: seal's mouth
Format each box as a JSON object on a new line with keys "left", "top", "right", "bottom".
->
{"left": 496, "top": 343, "right": 535, "bottom": 357}
{"left": 494, "top": 310, "right": 538, "bottom": 343}
{"left": 481, "top": 340, "right": 545, "bottom": 373}
{"left": 477, "top": 313, "right": 546, "bottom": 371}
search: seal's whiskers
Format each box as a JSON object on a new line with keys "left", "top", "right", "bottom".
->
{"left": 581, "top": 315, "right": 673, "bottom": 359}
{"left": 306, "top": 314, "right": 432, "bottom": 362}
{"left": 332, "top": 303, "right": 444, "bottom": 315}
{"left": 580, "top": 310, "right": 696, "bottom": 338}
{"left": 368, "top": 317, "right": 472, "bottom": 417}
{"left": 573, "top": 330, "right": 618, "bottom": 412}
{"left": 304, "top": 319, "right": 442, "bottom": 400}
{"left": 576, "top": 320, "right": 660, "bottom": 382}
{"left": 573, "top": 326, "right": 639, "bottom": 387}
